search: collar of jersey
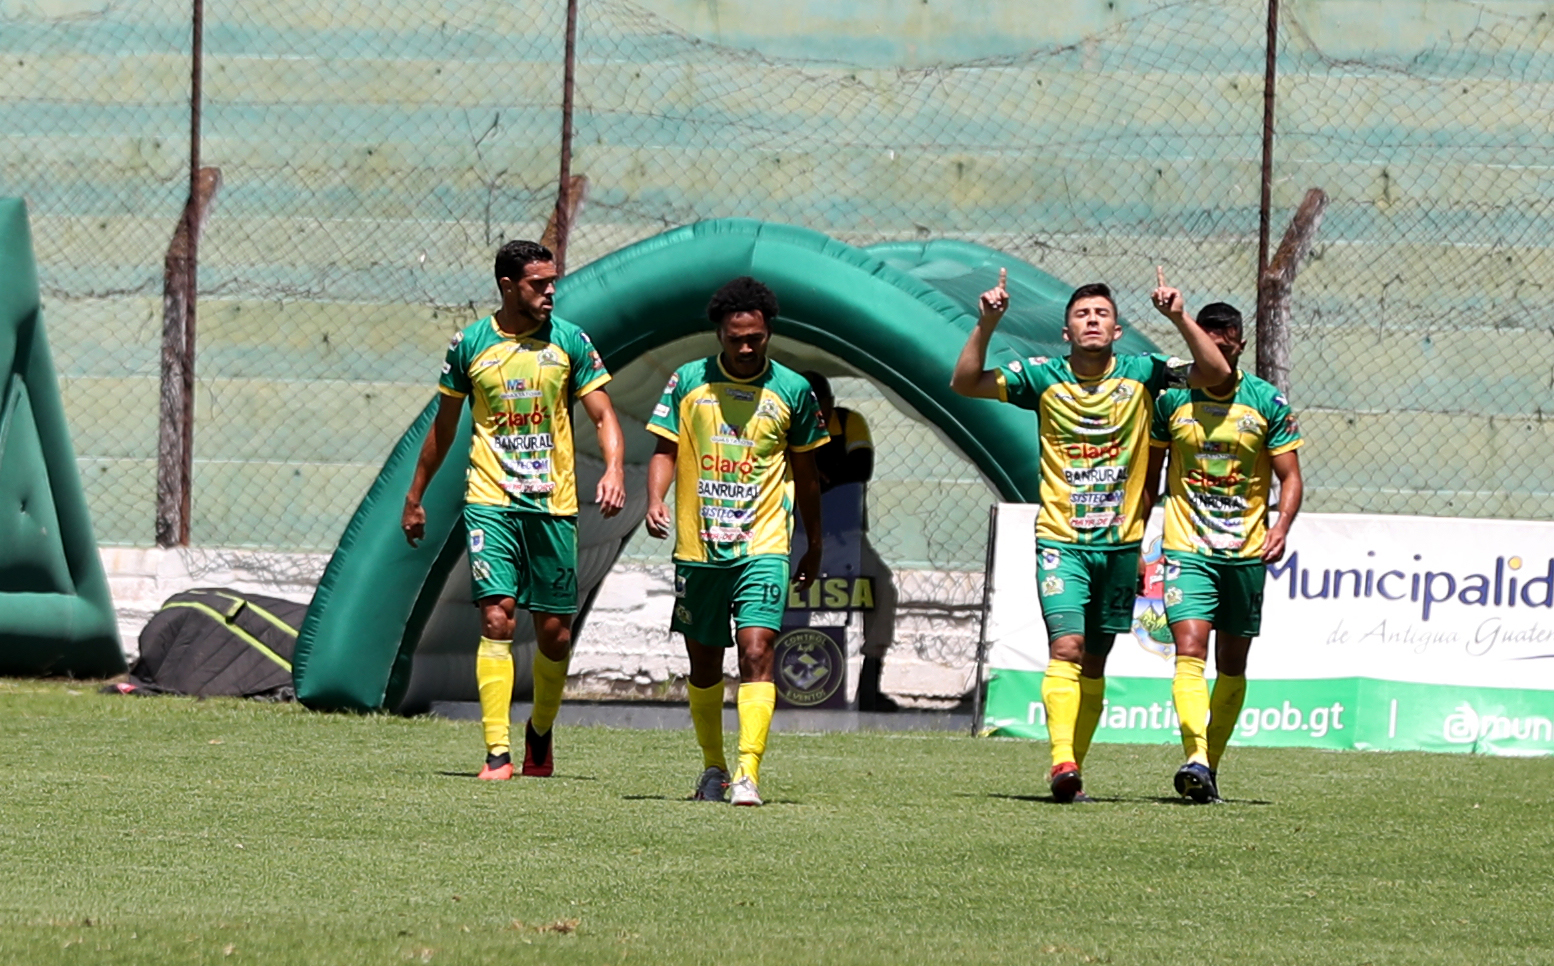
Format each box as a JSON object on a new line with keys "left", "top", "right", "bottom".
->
{"left": 491, "top": 314, "right": 543, "bottom": 341}
{"left": 716, "top": 354, "right": 770, "bottom": 383}
{"left": 1201, "top": 369, "right": 1244, "bottom": 401}
{"left": 1065, "top": 354, "right": 1116, "bottom": 382}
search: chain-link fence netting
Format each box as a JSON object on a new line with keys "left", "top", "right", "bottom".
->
{"left": 6, "top": 0, "right": 1552, "bottom": 604}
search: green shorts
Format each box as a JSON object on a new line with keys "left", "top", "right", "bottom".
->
{"left": 1037, "top": 542, "right": 1140, "bottom": 653}
{"left": 463, "top": 505, "right": 578, "bottom": 614}
{"left": 1163, "top": 552, "right": 1266, "bottom": 638}
{"left": 671, "top": 556, "right": 790, "bottom": 649}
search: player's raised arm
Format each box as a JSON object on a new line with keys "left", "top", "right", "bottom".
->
{"left": 402, "top": 393, "right": 465, "bottom": 546}
{"left": 1150, "top": 267, "right": 1233, "bottom": 388}
{"left": 950, "top": 268, "right": 1010, "bottom": 399}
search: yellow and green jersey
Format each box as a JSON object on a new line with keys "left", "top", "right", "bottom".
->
{"left": 646, "top": 356, "right": 829, "bottom": 565}
{"left": 1150, "top": 370, "right": 1304, "bottom": 559}
{"left": 996, "top": 352, "right": 1188, "bottom": 548}
{"left": 437, "top": 314, "right": 611, "bottom": 515}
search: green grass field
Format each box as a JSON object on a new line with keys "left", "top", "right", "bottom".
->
{"left": 2, "top": 680, "right": 1551, "bottom": 966}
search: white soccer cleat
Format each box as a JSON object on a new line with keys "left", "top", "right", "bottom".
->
{"left": 729, "top": 775, "right": 763, "bottom": 807}
{"left": 693, "top": 766, "right": 729, "bottom": 802}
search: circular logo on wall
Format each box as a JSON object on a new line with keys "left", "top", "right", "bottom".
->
{"left": 774, "top": 628, "right": 845, "bottom": 708}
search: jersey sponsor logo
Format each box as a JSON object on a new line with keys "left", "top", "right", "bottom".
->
{"left": 1197, "top": 403, "right": 1231, "bottom": 417}
{"left": 1029, "top": 356, "right": 1049, "bottom": 365}
{"left": 1273, "top": 393, "right": 1288, "bottom": 407}
{"left": 1072, "top": 420, "right": 1120, "bottom": 436}
{"left": 1071, "top": 512, "right": 1120, "bottom": 530}
{"left": 653, "top": 403, "right": 671, "bottom": 418}
{"left": 711, "top": 422, "right": 756, "bottom": 448}
{"left": 1199, "top": 531, "right": 1246, "bottom": 550}
{"left": 701, "top": 526, "right": 752, "bottom": 544}
{"left": 724, "top": 388, "right": 755, "bottom": 402}
{"left": 666, "top": 372, "right": 679, "bottom": 390}
{"left": 478, "top": 358, "right": 500, "bottom": 367}
{"left": 694, "top": 397, "right": 719, "bottom": 405}
{"left": 492, "top": 432, "right": 554, "bottom": 452}
{"left": 492, "top": 410, "right": 551, "bottom": 431}
{"left": 1189, "top": 492, "right": 1249, "bottom": 513}
{"left": 1070, "top": 491, "right": 1124, "bottom": 507}
{"left": 1041, "top": 575, "right": 1065, "bottom": 596}
{"left": 448, "top": 332, "right": 464, "bottom": 349}
{"left": 700, "top": 454, "right": 755, "bottom": 476}
{"left": 441, "top": 362, "right": 451, "bottom": 374}
{"left": 697, "top": 478, "right": 758, "bottom": 501}
{"left": 510, "top": 457, "right": 551, "bottom": 476}
{"left": 1064, "top": 440, "right": 1123, "bottom": 461}
{"left": 1064, "top": 465, "right": 1127, "bottom": 486}
{"left": 502, "top": 479, "right": 555, "bottom": 494}
{"left": 1197, "top": 441, "right": 1234, "bottom": 457}
{"left": 1008, "top": 360, "right": 1023, "bottom": 373}
{"left": 756, "top": 397, "right": 780, "bottom": 421}
{"left": 500, "top": 391, "right": 542, "bottom": 400}
{"left": 468, "top": 528, "right": 485, "bottom": 553}
{"left": 1185, "top": 466, "right": 1247, "bottom": 488}
{"left": 1284, "top": 414, "right": 1300, "bottom": 434}
{"left": 701, "top": 505, "right": 755, "bottom": 524}
{"left": 1040, "top": 548, "right": 1061, "bottom": 570}
{"left": 589, "top": 350, "right": 604, "bottom": 370}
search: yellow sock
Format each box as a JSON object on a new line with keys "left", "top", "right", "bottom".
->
{"left": 1041, "top": 660, "right": 1082, "bottom": 768}
{"left": 733, "top": 682, "right": 776, "bottom": 785}
{"left": 475, "top": 637, "right": 514, "bottom": 756}
{"left": 687, "top": 681, "right": 728, "bottom": 772}
{"left": 1074, "top": 675, "right": 1106, "bottom": 767}
{"left": 1206, "top": 674, "right": 1248, "bottom": 770}
{"left": 1173, "top": 656, "right": 1211, "bottom": 765}
{"left": 529, "top": 648, "right": 570, "bottom": 736}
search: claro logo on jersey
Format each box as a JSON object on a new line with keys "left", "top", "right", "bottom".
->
{"left": 701, "top": 454, "right": 755, "bottom": 476}
{"left": 492, "top": 409, "right": 550, "bottom": 430}
{"left": 1064, "top": 440, "right": 1123, "bottom": 460}
{"left": 1269, "top": 551, "right": 1554, "bottom": 622}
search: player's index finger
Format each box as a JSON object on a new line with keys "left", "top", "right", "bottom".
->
{"left": 1156, "top": 265, "right": 1165, "bottom": 288}
{"left": 998, "top": 267, "right": 1007, "bottom": 288}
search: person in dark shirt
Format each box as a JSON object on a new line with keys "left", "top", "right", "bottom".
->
{"left": 803, "top": 372, "right": 900, "bottom": 712}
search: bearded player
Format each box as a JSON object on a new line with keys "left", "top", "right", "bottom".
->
{"left": 645, "top": 276, "right": 827, "bottom": 807}
{"left": 951, "top": 268, "right": 1230, "bottom": 802}
{"left": 1150, "top": 301, "right": 1304, "bottom": 803}
{"left": 403, "top": 239, "right": 626, "bottom": 781}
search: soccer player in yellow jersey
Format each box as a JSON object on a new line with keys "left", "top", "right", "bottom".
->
{"left": 645, "top": 276, "right": 828, "bottom": 806}
{"left": 402, "top": 240, "right": 626, "bottom": 781}
{"left": 952, "top": 268, "right": 1231, "bottom": 802}
{"left": 1149, "top": 302, "right": 1304, "bottom": 803}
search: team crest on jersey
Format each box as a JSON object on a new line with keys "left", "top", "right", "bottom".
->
{"left": 754, "top": 397, "right": 780, "bottom": 421}
{"left": 1040, "top": 548, "right": 1061, "bottom": 570}
{"left": 1237, "top": 413, "right": 1260, "bottom": 434}
{"left": 468, "top": 529, "right": 485, "bottom": 553}
{"left": 537, "top": 346, "right": 562, "bottom": 367}
{"left": 1110, "top": 384, "right": 1135, "bottom": 402}
{"left": 1163, "top": 586, "right": 1184, "bottom": 607}
{"left": 1041, "top": 575, "right": 1065, "bottom": 597}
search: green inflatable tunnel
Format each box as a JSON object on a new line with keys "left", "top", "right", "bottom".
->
{"left": 0, "top": 199, "right": 123, "bottom": 676}
{"left": 292, "top": 219, "right": 1162, "bottom": 711}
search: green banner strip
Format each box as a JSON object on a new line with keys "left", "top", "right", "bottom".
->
{"left": 983, "top": 670, "right": 1554, "bottom": 756}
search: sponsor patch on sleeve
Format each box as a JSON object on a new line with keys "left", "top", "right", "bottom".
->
{"left": 653, "top": 403, "right": 670, "bottom": 418}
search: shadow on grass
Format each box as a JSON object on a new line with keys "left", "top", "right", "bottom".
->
{"left": 436, "top": 771, "right": 599, "bottom": 781}
{"left": 975, "top": 792, "right": 1272, "bottom": 806}
{"left": 621, "top": 794, "right": 804, "bottom": 806}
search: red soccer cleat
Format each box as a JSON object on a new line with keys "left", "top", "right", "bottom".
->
{"left": 478, "top": 752, "right": 513, "bottom": 781}
{"left": 521, "top": 720, "right": 553, "bottom": 777}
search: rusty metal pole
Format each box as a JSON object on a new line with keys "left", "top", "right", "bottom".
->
{"left": 1255, "top": 0, "right": 1279, "bottom": 370}
{"left": 181, "top": 0, "right": 202, "bottom": 543}
{"left": 552, "top": 0, "right": 578, "bottom": 274}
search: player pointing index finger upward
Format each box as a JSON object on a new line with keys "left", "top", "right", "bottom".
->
{"left": 952, "top": 267, "right": 1231, "bottom": 803}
